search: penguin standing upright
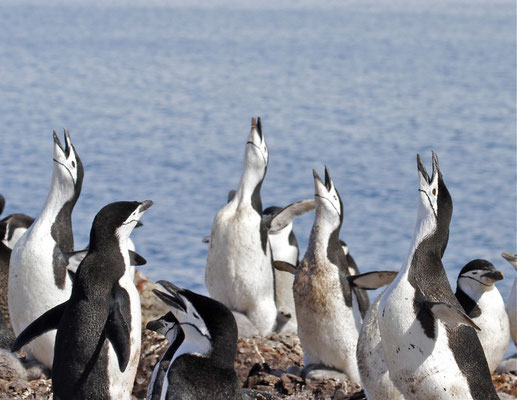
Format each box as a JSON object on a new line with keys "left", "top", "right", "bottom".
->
{"left": 455, "top": 259, "right": 509, "bottom": 372}
{"left": 378, "top": 153, "right": 498, "bottom": 399}
{"left": 501, "top": 251, "right": 517, "bottom": 344}
{"left": 12, "top": 200, "right": 152, "bottom": 399}
{"left": 293, "top": 167, "right": 361, "bottom": 383}
{"left": 205, "top": 117, "right": 277, "bottom": 335}
{"left": 9, "top": 130, "right": 83, "bottom": 368}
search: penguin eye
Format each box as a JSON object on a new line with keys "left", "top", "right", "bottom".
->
{"left": 472, "top": 271, "right": 478, "bottom": 275}
{"left": 432, "top": 188, "right": 436, "bottom": 196}
{"left": 71, "top": 161, "right": 76, "bottom": 168}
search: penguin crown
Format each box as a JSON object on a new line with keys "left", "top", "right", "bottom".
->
{"left": 152, "top": 280, "right": 238, "bottom": 365}
{"left": 458, "top": 259, "right": 504, "bottom": 286}
{"left": 89, "top": 200, "right": 153, "bottom": 249}
{"left": 52, "top": 129, "right": 84, "bottom": 191}
{"left": 313, "top": 165, "right": 342, "bottom": 221}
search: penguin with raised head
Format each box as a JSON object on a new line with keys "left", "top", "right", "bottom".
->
{"left": 9, "top": 129, "right": 84, "bottom": 369}
{"left": 205, "top": 117, "right": 277, "bottom": 335}
{"left": 293, "top": 166, "right": 361, "bottom": 383}
{"left": 455, "top": 259, "right": 509, "bottom": 372}
{"left": 12, "top": 200, "right": 152, "bottom": 399}
{"left": 501, "top": 251, "right": 517, "bottom": 344}
{"left": 378, "top": 153, "right": 498, "bottom": 399}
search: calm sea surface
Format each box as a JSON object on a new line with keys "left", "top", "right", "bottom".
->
{"left": 0, "top": 0, "right": 515, "bottom": 338}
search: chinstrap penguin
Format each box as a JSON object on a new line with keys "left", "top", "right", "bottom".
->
{"left": 501, "top": 251, "right": 517, "bottom": 345}
{"left": 378, "top": 152, "right": 498, "bottom": 399}
{"left": 9, "top": 129, "right": 84, "bottom": 369}
{"left": 12, "top": 200, "right": 152, "bottom": 399}
{"left": 0, "top": 212, "right": 35, "bottom": 336}
{"left": 205, "top": 117, "right": 277, "bottom": 335}
{"left": 263, "top": 200, "right": 315, "bottom": 333}
{"left": 293, "top": 166, "right": 361, "bottom": 383}
{"left": 146, "top": 280, "right": 243, "bottom": 400}
{"left": 347, "top": 269, "right": 402, "bottom": 400}
{"left": 455, "top": 259, "right": 509, "bottom": 372}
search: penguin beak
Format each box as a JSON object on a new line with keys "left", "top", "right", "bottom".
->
{"left": 63, "top": 129, "right": 72, "bottom": 158}
{"left": 251, "top": 116, "right": 263, "bottom": 141}
{"left": 139, "top": 200, "right": 153, "bottom": 213}
{"left": 53, "top": 130, "right": 64, "bottom": 153}
{"left": 146, "top": 312, "right": 177, "bottom": 332}
{"left": 481, "top": 270, "right": 504, "bottom": 283}
{"left": 417, "top": 154, "right": 431, "bottom": 184}
{"left": 324, "top": 165, "right": 332, "bottom": 191}
{"left": 153, "top": 280, "right": 187, "bottom": 313}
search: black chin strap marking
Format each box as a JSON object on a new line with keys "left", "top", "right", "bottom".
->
{"left": 53, "top": 158, "right": 76, "bottom": 186}
{"left": 419, "top": 189, "right": 437, "bottom": 218}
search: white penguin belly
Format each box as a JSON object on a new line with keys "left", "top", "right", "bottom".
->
{"left": 9, "top": 232, "right": 71, "bottom": 368}
{"left": 107, "top": 271, "right": 141, "bottom": 399}
{"left": 379, "top": 279, "right": 472, "bottom": 400}
{"left": 294, "top": 260, "right": 360, "bottom": 383}
{"left": 206, "top": 207, "right": 276, "bottom": 335}
{"left": 508, "top": 278, "right": 517, "bottom": 344}
{"left": 357, "top": 294, "right": 403, "bottom": 400}
{"left": 473, "top": 288, "right": 510, "bottom": 372}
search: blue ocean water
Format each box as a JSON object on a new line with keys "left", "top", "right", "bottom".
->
{"left": 0, "top": 0, "right": 515, "bottom": 329}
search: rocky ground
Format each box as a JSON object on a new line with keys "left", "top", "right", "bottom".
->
{"left": 0, "top": 271, "right": 516, "bottom": 399}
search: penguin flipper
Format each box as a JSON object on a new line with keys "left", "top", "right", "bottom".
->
{"left": 105, "top": 291, "right": 130, "bottom": 372}
{"left": 265, "top": 199, "right": 315, "bottom": 233}
{"left": 63, "top": 249, "right": 88, "bottom": 274}
{"left": 273, "top": 261, "right": 297, "bottom": 274}
{"left": 129, "top": 250, "right": 146, "bottom": 266}
{"left": 427, "top": 301, "right": 481, "bottom": 331}
{"left": 347, "top": 271, "right": 398, "bottom": 290}
{"left": 11, "top": 301, "right": 67, "bottom": 352}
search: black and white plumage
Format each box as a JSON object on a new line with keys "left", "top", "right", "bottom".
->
{"left": 377, "top": 153, "right": 498, "bottom": 399}
{"left": 12, "top": 200, "right": 152, "bottom": 399}
{"left": 501, "top": 251, "right": 517, "bottom": 345}
{"left": 205, "top": 117, "right": 277, "bottom": 335}
{"left": 9, "top": 129, "right": 84, "bottom": 369}
{"left": 293, "top": 166, "right": 362, "bottom": 383}
{"left": 146, "top": 281, "right": 242, "bottom": 400}
{"left": 455, "top": 259, "right": 509, "bottom": 372}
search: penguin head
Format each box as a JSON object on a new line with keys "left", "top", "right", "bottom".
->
{"left": 457, "top": 259, "right": 504, "bottom": 294}
{"left": 89, "top": 200, "right": 153, "bottom": 251}
{"left": 313, "top": 166, "right": 343, "bottom": 230}
{"left": 153, "top": 280, "right": 238, "bottom": 367}
{"left": 0, "top": 194, "right": 4, "bottom": 216}
{"left": 244, "top": 117, "right": 268, "bottom": 175}
{"left": 0, "top": 213, "right": 34, "bottom": 249}
{"left": 416, "top": 152, "right": 452, "bottom": 254}
{"left": 146, "top": 311, "right": 183, "bottom": 343}
{"left": 52, "top": 129, "right": 84, "bottom": 199}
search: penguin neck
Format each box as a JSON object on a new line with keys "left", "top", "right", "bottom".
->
{"left": 310, "top": 209, "right": 340, "bottom": 246}
{"left": 234, "top": 166, "right": 264, "bottom": 215}
{"left": 35, "top": 171, "right": 78, "bottom": 251}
